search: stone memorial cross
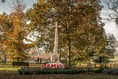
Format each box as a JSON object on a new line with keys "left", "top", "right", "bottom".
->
{"left": 51, "top": 22, "right": 61, "bottom": 63}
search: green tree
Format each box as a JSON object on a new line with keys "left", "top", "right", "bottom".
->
{"left": 26, "top": 0, "right": 109, "bottom": 67}
{"left": 1, "top": 0, "right": 5, "bottom": 2}
{"left": 93, "top": 34, "right": 115, "bottom": 68}
{"left": 48, "top": 0, "right": 108, "bottom": 66}
{"left": 26, "top": 0, "right": 53, "bottom": 52}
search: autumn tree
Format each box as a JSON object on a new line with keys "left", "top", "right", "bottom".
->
{"left": 0, "top": 0, "right": 34, "bottom": 62}
{"left": 0, "top": 13, "right": 10, "bottom": 63}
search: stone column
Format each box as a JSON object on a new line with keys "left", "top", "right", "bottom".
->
{"left": 51, "top": 22, "right": 61, "bottom": 63}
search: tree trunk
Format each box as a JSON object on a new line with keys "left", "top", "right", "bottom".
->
{"left": 68, "top": 38, "right": 71, "bottom": 67}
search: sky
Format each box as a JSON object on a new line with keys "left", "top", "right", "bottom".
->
{"left": 0, "top": 0, "right": 117, "bottom": 40}
{"left": 0, "top": 0, "right": 37, "bottom": 14}
{"left": 100, "top": 0, "right": 118, "bottom": 40}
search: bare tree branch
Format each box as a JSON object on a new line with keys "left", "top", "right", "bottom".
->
{"left": 105, "top": 0, "right": 118, "bottom": 21}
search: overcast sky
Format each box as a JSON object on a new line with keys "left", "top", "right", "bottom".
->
{"left": 100, "top": 0, "right": 118, "bottom": 40}
{"left": 0, "top": 0, "right": 117, "bottom": 40}
{"left": 0, "top": 0, "right": 37, "bottom": 14}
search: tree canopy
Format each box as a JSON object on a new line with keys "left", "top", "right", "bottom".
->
{"left": 25, "top": 0, "right": 112, "bottom": 66}
{"left": 0, "top": 0, "right": 114, "bottom": 66}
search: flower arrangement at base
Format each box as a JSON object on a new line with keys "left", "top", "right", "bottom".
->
{"left": 42, "top": 63, "right": 65, "bottom": 69}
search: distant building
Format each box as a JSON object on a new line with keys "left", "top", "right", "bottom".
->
{"left": 27, "top": 48, "right": 51, "bottom": 63}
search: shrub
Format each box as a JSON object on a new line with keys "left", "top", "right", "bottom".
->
{"left": 18, "top": 67, "right": 40, "bottom": 75}
{"left": 102, "top": 68, "right": 118, "bottom": 75}
{"left": 18, "top": 67, "right": 88, "bottom": 75}
{"left": 19, "top": 67, "right": 118, "bottom": 75}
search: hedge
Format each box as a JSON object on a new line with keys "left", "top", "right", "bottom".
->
{"left": 18, "top": 67, "right": 88, "bottom": 75}
{"left": 18, "top": 67, "right": 118, "bottom": 75}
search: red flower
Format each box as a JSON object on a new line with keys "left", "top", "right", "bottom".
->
{"left": 42, "top": 63, "right": 65, "bottom": 69}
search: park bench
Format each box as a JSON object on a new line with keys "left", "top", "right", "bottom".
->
{"left": 12, "top": 62, "right": 29, "bottom": 67}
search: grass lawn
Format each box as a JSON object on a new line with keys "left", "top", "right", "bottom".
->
{"left": 0, "top": 63, "right": 19, "bottom": 71}
{"left": 0, "top": 67, "right": 20, "bottom": 71}
{"left": 0, "top": 63, "right": 42, "bottom": 71}
{"left": 0, "top": 63, "right": 41, "bottom": 71}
